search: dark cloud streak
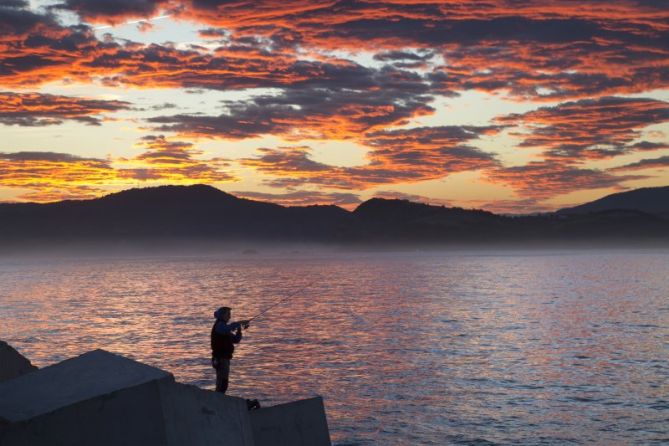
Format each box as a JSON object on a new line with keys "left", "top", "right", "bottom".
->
{"left": 610, "top": 156, "right": 669, "bottom": 172}
{"left": 0, "top": 92, "right": 130, "bottom": 126}
{"left": 496, "top": 96, "right": 669, "bottom": 160}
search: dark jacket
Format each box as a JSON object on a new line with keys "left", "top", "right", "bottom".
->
{"left": 211, "top": 321, "right": 242, "bottom": 359}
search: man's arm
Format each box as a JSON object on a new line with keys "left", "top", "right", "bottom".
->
{"left": 214, "top": 321, "right": 249, "bottom": 343}
{"left": 214, "top": 321, "right": 241, "bottom": 334}
{"left": 232, "top": 325, "right": 242, "bottom": 344}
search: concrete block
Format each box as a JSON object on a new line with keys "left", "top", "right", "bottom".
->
{"left": 161, "top": 382, "right": 255, "bottom": 446}
{"left": 0, "top": 349, "right": 173, "bottom": 424}
{"left": 0, "top": 349, "right": 255, "bottom": 446}
{"left": 249, "top": 396, "right": 332, "bottom": 446}
{"left": 0, "top": 341, "right": 37, "bottom": 383}
{"left": 0, "top": 348, "right": 332, "bottom": 446}
{"left": 0, "top": 379, "right": 168, "bottom": 446}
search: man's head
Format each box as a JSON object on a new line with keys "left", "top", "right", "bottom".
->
{"left": 214, "top": 306, "right": 231, "bottom": 322}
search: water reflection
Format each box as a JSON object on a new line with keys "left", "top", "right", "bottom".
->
{"left": 1, "top": 250, "right": 667, "bottom": 445}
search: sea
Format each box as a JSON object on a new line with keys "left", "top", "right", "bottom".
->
{"left": 1, "top": 248, "right": 667, "bottom": 445}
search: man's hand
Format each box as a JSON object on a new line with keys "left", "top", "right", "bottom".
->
{"left": 240, "top": 320, "right": 251, "bottom": 329}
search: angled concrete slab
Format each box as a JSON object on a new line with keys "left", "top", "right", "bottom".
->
{"left": 0, "top": 349, "right": 172, "bottom": 424}
{"left": 0, "top": 349, "right": 255, "bottom": 446}
{"left": 0, "top": 347, "right": 332, "bottom": 446}
{"left": 0, "top": 341, "right": 37, "bottom": 383}
{"left": 249, "top": 396, "right": 332, "bottom": 446}
{"left": 161, "top": 382, "right": 255, "bottom": 446}
{"left": 0, "top": 377, "right": 169, "bottom": 445}
{"left": 0, "top": 379, "right": 255, "bottom": 446}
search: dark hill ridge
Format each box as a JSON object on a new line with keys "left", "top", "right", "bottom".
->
{"left": 353, "top": 198, "right": 514, "bottom": 242}
{"left": 99, "top": 184, "right": 241, "bottom": 205}
{"left": 354, "top": 198, "right": 498, "bottom": 222}
{"left": 557, "top": 186, "right": 669, "bottom": 216}
{"left": 0, "top": 185, "right": 352, "bottom": 241}
{"left": 0, "top": 184, "right": 668, "bottom": 245}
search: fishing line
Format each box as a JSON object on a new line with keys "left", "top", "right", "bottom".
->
{"left": 247, "top": 280, "right": 316, "bottom": 323}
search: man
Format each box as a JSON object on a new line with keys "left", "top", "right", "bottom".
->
{"left": 211, "top": 306, "right": 250, "bottom": 394}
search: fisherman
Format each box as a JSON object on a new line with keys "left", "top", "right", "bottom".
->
{"left": 211, "top": 306, "right": 250, "bottom": 394}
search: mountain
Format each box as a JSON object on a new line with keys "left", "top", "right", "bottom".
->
{"left": 352, "top": 198, "right": 512, "bottom": 242}
{"left": 0, "top": 185, "right": 353, "bottom": 243}
{"left": 0, "top": 184, "right": 667, "bottom": 247}
{"left": 557, "top": 186, "right": 669, "bottom": 216}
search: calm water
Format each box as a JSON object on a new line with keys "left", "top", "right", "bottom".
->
{"left": 1, "top": 249, "right": 667, "bottom": 445}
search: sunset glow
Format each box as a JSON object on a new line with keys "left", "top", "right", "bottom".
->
{"left": 1, "top": 0, "right": 668, "bottom": 212}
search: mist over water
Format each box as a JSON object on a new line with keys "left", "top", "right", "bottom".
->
{"left": 1, "top": 249, "right": 667, "bottom": 445}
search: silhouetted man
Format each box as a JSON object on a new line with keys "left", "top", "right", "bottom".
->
{"left": 211, "top": 306, "right": 249, "bottom": 394}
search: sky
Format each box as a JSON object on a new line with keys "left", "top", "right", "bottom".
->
{"left": 1, "top": 0, "right": 668, "bottom": 212}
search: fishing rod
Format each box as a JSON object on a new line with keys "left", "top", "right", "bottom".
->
{"left": 246, "top": 280, "right": 316, "bottom": 325}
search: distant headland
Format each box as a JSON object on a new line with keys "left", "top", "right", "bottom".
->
{"left": 0, "top": 185, "right": 668, "bottom": 248}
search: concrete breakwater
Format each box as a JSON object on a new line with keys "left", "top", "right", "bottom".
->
{"left": 0, "top": 342, "right": 331, "bottom": 446}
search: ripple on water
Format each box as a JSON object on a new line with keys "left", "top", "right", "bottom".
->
{"left": 0, "top": 249, "right": 668, "bottom": 445}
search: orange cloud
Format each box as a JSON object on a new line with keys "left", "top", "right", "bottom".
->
{"left": 2, "top": 1, "right": 666, "bottom": 102}
{"left": 117, "top": 135, "right": 236, "bottom": 183}
{"left": 175, "top": 1, "right": 669, "bottom": 99}
{"left": 148, "top": 66, "right": 434, "bottom": 140}
{"left": 0, "top": 4, "right": 326, "bottom": 90}
{"left": 485, "top": 160, "right": 646, "bottom": 199}
{"left": 496, "top": 96, "right": 669, "bottom": 160}
{"left": 0, "top": 151, "right": 118, "bottom": 201}
{"left": 0, "top": 137, "right": 236, "bottom": 202}
{"left": 481, "top": 96, "right": 668, "bottom": 202}
{"left": 0, "top": 91, "right": 129, "bottom": 126}
{"left": 242, "top": 126, "right": 499, "bottom": 189}
{"left": 1, "top": 1, "right": 667, "bottom": 207}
